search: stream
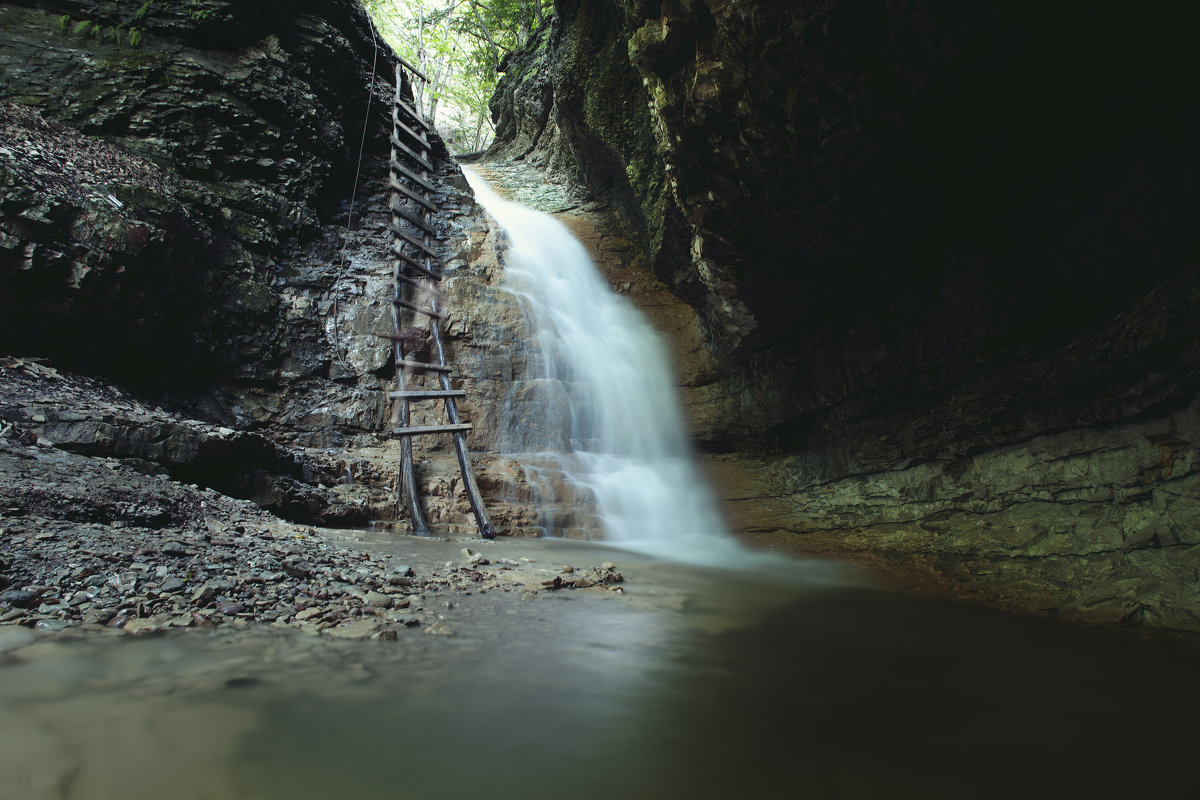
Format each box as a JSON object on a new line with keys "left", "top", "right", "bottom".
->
{"left": 2, "top": 532, "right": 1198, "bottom": 799}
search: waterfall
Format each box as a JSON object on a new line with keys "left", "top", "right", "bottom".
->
{"left": 464, "top": 168, "right": 743, "bottom": 565}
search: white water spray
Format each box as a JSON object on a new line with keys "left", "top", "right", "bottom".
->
{"left": 464, "top": 168, "right": 745, "bottom": 565}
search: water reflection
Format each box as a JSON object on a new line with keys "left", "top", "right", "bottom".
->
{"left": 2, "top": 537, "right": 1197, "bottom": 799}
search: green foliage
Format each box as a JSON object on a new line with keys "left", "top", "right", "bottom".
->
{"left": 51, "top": 1, "right": 216, "bottom": 50}
{"left": 187, "top": 5, "right": 217, "bottom": 21}
{"left": 364, "top": 0, "right": 553, "bottom": 152}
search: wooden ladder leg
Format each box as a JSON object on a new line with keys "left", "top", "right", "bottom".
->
{"left": 392, "top": 314, "right": 430, "bottom": 536}
{"left": 411, "top": 113, "right": 495, "bottom": 541}
{"left": 428, "top": 309, "right": 495, "bottom": 539}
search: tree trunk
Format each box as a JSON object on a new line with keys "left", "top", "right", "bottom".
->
{"left": 428, "top": 57, "right": 449, "bottom": 126}
{"left": 472, "top": 111, "right": 485, "bottom": 151}
{"left": 414, "top": 6, "right": 427, "bottom": 115}
{"left": 469, "top": 2, "right": 502, "bottom": 72}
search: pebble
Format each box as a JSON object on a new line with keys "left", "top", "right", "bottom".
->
{"left": 363, "top": 591, "right": 392, "bottom": 609}
{"left": 83, "top": 608, "right": 116, "bottom": 625}
{"left": 190, "top": 584, "right": 218, "bottom": 604}
{"left": 423, "top": 620, "right": 454, "bottom": 636}
{"left": 0, "top": 588, "right": 39, "bottom": 609}
{"left": 281, "top": 556, "right": 312, "bottom": 578}
{"left": 35, "top": 619, "right": 72, "bottom": 632}
{"left": 123, "top": 618, "right": 164, "bottom": 636}
{"left": 326, "top": 619, "right": 380, "bottom": 639}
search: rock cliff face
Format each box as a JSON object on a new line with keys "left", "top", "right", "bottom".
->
{"left": 0, "top": 0, "right": 391, "bottom": 385}
{"left": 489, "top": 1, "right": 1200, "bottom": 632}
{"left": 0, "top": 0, "right": 538, "bottom": 531}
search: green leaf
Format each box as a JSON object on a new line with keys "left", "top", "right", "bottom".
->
{"left": 55, "top": 15, "right": 70, "bottom": 33}
{"left": 135, "top": 1, "right": 153, "bottom": 21}
{"left": 129, "top": 27, "right": 143, "bottom": 47}
{"left": 72, "top": 20, "right": 92, "bottom": 35}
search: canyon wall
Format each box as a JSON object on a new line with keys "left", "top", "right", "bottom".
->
{"left": 488, "top": 0, "right": 1200, "bottom": 632}
{"left": 5, "top": 0, "right": 1199, "bottom": 634}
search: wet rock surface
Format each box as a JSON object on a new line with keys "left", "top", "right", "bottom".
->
{"left": 489, "top": 2, "right": 1200, "bottom": 632}
{"left": 0, "top": 356, "right": 351, "bottom": 524}
{"left": 0, "top": 0, "right": 395, "bottom": 389}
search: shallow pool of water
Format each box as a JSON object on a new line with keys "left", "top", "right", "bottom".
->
{"left": 2, "top": 536, "right": 1197, "bottom": 799}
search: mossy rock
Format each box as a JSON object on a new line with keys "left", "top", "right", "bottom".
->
{"left": 232, "top": 279, "right": 277, "bottom": 315}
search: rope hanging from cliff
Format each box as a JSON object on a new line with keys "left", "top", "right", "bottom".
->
{"left": 328, "top": 16, "right": 381, "bottom": 372}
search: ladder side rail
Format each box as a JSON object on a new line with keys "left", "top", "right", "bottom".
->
{"left": 390, "top": 62, "right": 430, "bottom": 535}
{"left": 413, "top": 129, "right": 495, "bottom": 539}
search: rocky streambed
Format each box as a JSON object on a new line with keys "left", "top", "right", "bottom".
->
{"left": 0, "top": 359, "right": 623, "bottom": 643}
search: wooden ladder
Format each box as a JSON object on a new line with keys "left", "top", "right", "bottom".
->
{"left": 387, "top": 61, "right": 495, "bottom": 539}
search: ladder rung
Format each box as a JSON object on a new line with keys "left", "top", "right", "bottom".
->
{"left": 390, "top": 230, "right": 438, "bottom": 260}
{"left": 397, "top": 55, "right": 429, "bottom": 84}
{"left": 396, "top": 98, "right": 430, "bottom": 130}
{"left": 391, "top": 180, "right": 438, "bottom": 213}
{"left": 389, "top": 390, "right": 466, "bottom": 400}
{"left": 394, "top": 272, "right": 429, "bottom": 288}
{"left": 393, "top": 297, "right": 441, "bottom": 318}
{"left": 398, "top": 359, "right": 452, "bottom": 373}
{"left": 393, "top": 114, "right": 431, "bottom": 149}
{"left": 391, "top": 135, "right": 436, "bottom": 172}
{"left": 392, "top": 423, "right": 472, "bottom": 436}
{"left": 392, "top": 248, "right": 442, "bottom": 281}
{"left": 391, "top": 209, "right": 437, "bottom": 238}
{"left": 392, "top": 246, "right": 441, "bottom": 280}
{"left": 390, "top": 160, "right": 439, "bottom": 194}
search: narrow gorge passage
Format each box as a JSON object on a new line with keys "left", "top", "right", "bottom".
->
{"left": 3, "top": 0, "right": 1200, "bottom": 796}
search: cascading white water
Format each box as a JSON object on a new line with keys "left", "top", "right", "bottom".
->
{"left": 464, "top": 167, "right": 743, "bottom": 564}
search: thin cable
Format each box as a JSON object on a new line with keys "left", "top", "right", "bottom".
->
{"left": 329, "top": 15, "right": 381, "bottom": 371}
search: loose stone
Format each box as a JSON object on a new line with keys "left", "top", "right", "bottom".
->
{"left": 0, "top": 588, "right": 39, "bottom": 609}
{"left": 363, "top": 591, "right": 392, "bottom": 609}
